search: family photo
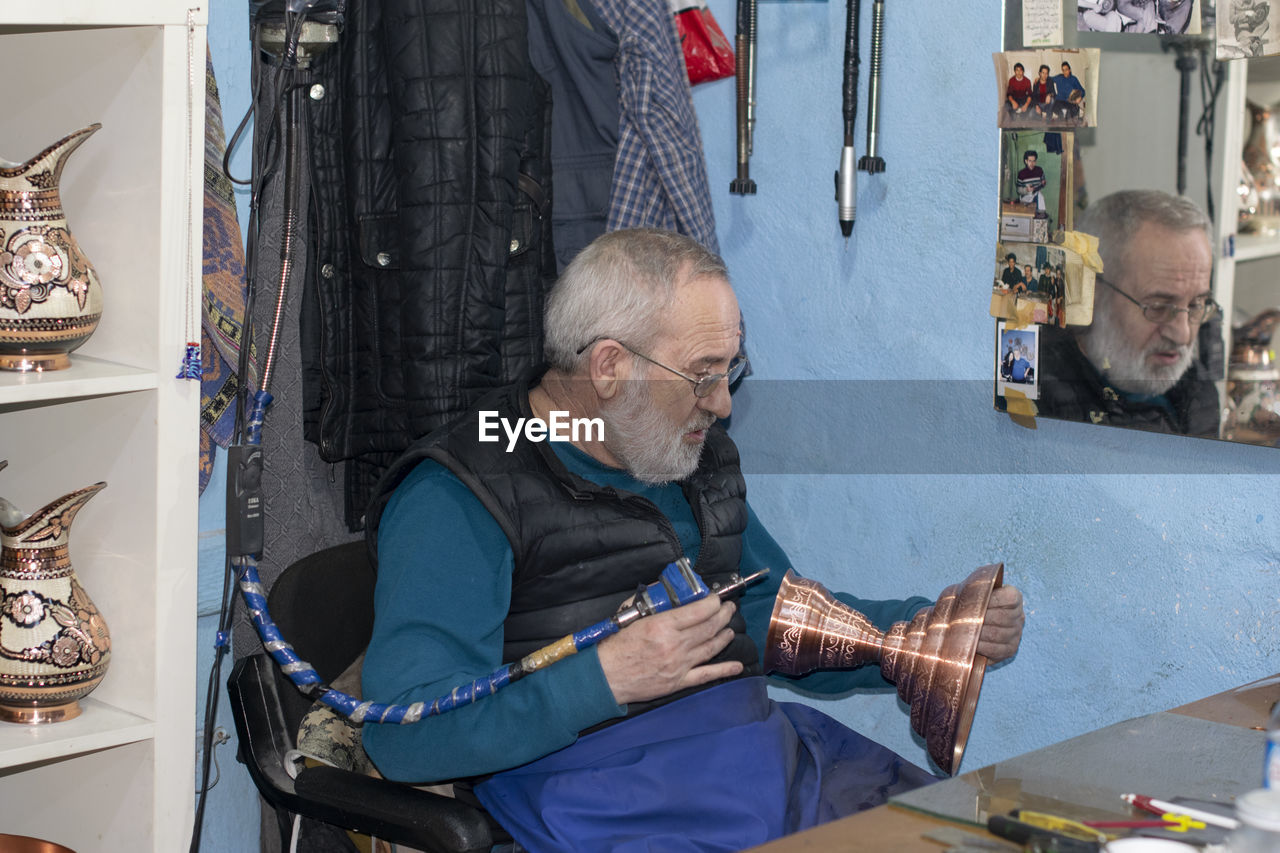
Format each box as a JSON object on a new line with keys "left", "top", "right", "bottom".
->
{"left": 996, "top": 49, "right": 1100, "bottom": 129}
{"left": 997, "top": 321, "right": 1041, "bottom": 400}
{"left": 991, "top": 242, "right": 1068, "bottom": 328}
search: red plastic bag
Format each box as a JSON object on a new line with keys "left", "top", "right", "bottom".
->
{"left": 671, "top": 0, "right": 735, "bottom": 85}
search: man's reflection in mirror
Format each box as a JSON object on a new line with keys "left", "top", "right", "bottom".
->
{"left": 1037, "top": 190, "right": 1223, "bottom": 436}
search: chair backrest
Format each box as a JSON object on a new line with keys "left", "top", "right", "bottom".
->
{"left": 229, "top": 541, "right": 498, "bottom": 852}
{"left": 264, "top": 540, "right": 374, "bottom": 730}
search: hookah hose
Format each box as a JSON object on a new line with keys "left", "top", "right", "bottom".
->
{"left": 240, "top": 555, "right": 767, "bottom": 724}
{"left": 835, "top": 0, "right": 860, "bottom": 237}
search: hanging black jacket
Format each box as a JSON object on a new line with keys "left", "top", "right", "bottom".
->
{"left": 303, "top": 0, "right": 557, "bottom": 527}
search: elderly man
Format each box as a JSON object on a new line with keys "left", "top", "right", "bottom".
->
{"left": 1037, "top": 190, "right": 1221, "bottom": 435}
{"left": 361, "top": 229, "right": 1025, "bottom": 851}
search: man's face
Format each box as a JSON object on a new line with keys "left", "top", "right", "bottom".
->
{"left": 1006, "top": 257, "right": 1016, "bottom": 269}
{"left": 1061, "top": 64, "right": 1072, "bottom": 77}
{"left": 1079, "top": 222, "right": 1213, "bottom": 395}
{"left": 1024, "top": 266, "right": 1033, "bottom": 277}
{"left": 600, "top": 275, "right": 740, "bottom": 485}
{"left": 1014, "top": 66, "right": 1024, "bottom": 79}
{"left": 1038, "top": 67, "right": 1050, "bottom": 82}
{"left": 1025, "top": 154, "right": 1037, "bottom": 168}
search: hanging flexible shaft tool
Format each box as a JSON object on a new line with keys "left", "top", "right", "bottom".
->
{"left": 857, "top": 0, "right": 886, "bottom": 175}
{"left": 835, "top": 0, "right": 861, "bottom": 238}
{"left": 243, "top": 557, "right": 768, "bottom": 724}
{"left": 730, "top": 0, "right": 758, "bottom": 195}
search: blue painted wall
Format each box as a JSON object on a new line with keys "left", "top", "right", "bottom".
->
{"left": 196, "top": 0, "right": 1279, "bottom": 846}
{"left": 690, "top": 0, "right": 1279, "bottom": 771}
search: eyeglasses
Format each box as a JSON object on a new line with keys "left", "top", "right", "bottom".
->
{"left": 1098, "top": 276, "right": 1219, "bottom": 326}
{"left": 575, "top": 338, "right": 749, "bottom": 398}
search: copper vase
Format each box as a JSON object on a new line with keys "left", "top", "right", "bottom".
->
{"left": 1241, "top": 101, "right": 1280, "bottom": 236}
{"left": 765, "top": 563, "right": 1004, "bottom": 775}
{"left": 0, "top": 124, "right": 103, "bottom": 372}
{"left": 0, "top": 461, "right": 111, "bottom": 723}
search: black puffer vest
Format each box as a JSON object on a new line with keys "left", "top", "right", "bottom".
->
{"left": 366, "top": 377, "right": 760, "bottom": 722}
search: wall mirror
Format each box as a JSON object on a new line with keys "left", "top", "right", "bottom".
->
{"left": 998, "top": 0, "right": 1280, "bottom": 448}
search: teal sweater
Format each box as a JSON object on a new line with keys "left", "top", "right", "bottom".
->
{"left": 362, "top": 441, "right": 929, "bottom": 783}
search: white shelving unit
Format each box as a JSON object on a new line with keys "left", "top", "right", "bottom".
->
{"left": 1215, "top": 55, "right": 1280, "bottom": 328}
{"left": 0, "top": 4, "right": 203, "bottom": 851}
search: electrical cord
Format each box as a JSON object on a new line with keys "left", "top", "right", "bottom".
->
{"left": 1195, "top": 44, "right": 1225, "bottom": 226}
{"left": 189, "top": 11, "right": 308, "bottom": 853}
{"left": 190, "top": 553, "right": 238, "bottom": 853}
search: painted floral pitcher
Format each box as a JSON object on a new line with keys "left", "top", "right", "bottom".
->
{"left": 0, "top": 460, "right": 111, "bottom": 723}
{"left": 0, "top": 124, "right": 103, "bottom": 372}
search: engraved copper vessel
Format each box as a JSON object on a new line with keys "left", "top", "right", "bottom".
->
{"left": 0, "top": 124, "right": 103, "bottom": 372}
{"left": 765, "top": 563, "right": 1004, "bottom": 775}
{"left": 0, "top": 834, "right": 76, "bottom": 853}
{"left": 0, "top": 461, "right": 111, "bottom": 723}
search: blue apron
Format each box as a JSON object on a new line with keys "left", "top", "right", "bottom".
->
{"left": 474, "top": 678, "right": 936, "bottom": 852}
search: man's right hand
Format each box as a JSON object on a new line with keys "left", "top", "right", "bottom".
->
{"left": 596, "top": 596, "right": 743, "bottom": 706}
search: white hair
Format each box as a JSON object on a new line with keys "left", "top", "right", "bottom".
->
{"left": 543, "top": 229, "right": 729, "bottom": 372}
{"left": 1077, "top": 190, "right": 1211, "bottom": 289}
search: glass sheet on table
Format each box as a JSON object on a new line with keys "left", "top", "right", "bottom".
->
{"left": 889, "top": 711, "right": 1263, "bottom": 829}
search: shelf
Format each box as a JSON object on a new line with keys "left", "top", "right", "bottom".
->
{"left": 0, "top": 5, "right": 201, "bottom": 848}
{"left": 0, "top": 355, "right": 155, "bottom": 406}
{"left": 0, "top": 696, "right": 153, "bottom": 770}
{"left": 1233, "top": 233, "right": 1280, "bottom": 263}
{"left": 0, "top": 1, "right": 206, "bottom": 27}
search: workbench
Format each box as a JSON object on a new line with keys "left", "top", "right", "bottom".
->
{"left": 748, "top": 673, "right": 1279, "bottom": 852}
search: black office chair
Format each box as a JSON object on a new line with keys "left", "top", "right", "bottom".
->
{"left": 227, "top": 541, "right": 495, "bottom": 853}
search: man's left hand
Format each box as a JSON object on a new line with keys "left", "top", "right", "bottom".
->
{"left": 976, "top": 585, "right": 1024, "bottom": 663}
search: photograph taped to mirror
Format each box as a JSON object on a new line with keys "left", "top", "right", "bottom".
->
{"left": 1000, "top": 130, "right": 1073, "bottom": 239}
{"left": 992, "top": 243, "right": 1069, "bottom": 328}
{"left": 991, "top": 240, "right": 1096, "bottom": 328}
{"left": 996, "top": 49, "right": 1099, "bottom": 130}
{"left": 997, "top": 321, "right": 1041, "bottom": 400}
{"left": 1078, "top": 0, "right": 1201, "bottom": 36}
{"left": 1219, "top": 0, "right": 1280, "bottom": 58}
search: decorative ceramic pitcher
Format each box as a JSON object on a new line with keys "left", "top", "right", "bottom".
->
{"left": 0, "top": 460, "right": 111, "bottom": 723}
{"left": 0, "top": 124, "right": 103, "bottom": 372}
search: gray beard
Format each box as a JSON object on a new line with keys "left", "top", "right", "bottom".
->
{"left": 1078, "top": 304, "right": 1195, "bottom": 396}
{"left": 601, "top": 380, "right": 713, "bottom": 486}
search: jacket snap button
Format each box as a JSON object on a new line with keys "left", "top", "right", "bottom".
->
{"left": 509, "top": 238, "right": 521, "bottom": 253}
{"left": 309, "top": 84, "right": 326, "bottom": 101}
{"left": 376, "top": 252, "right": 392, "bottom": 267}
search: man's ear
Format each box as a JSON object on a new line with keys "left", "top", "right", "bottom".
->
{"left": 587, "top": 340, "right": 629, "bottom": 401}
